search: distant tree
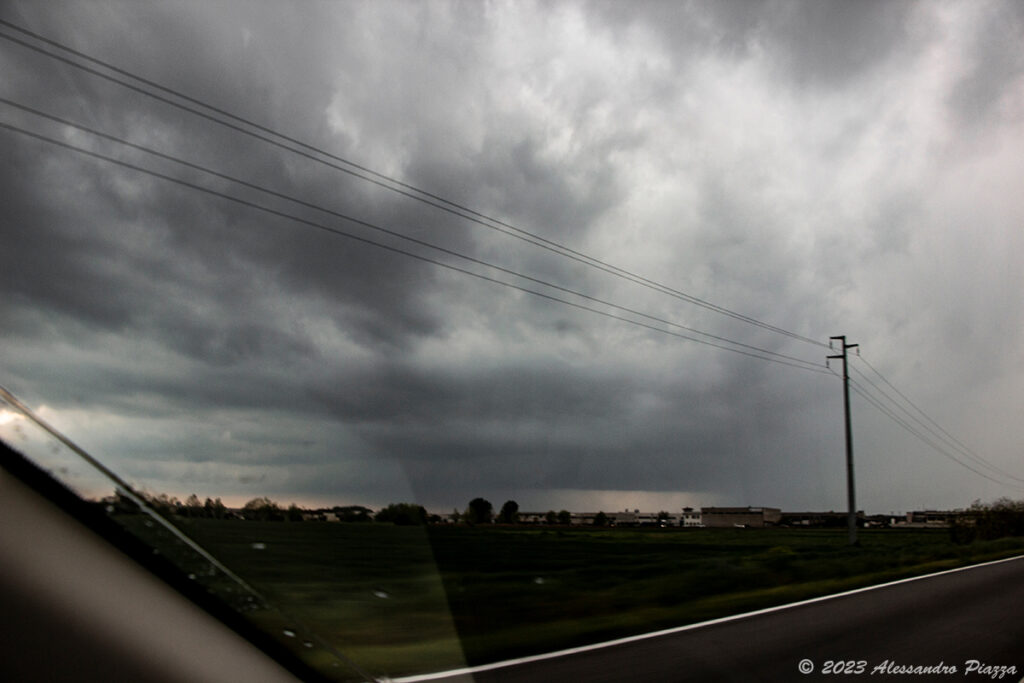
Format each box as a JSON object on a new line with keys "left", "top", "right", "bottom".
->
{"left": 949, "top": 511, "right": 976, "bottom": 544}
{"left": 498, "top": 500, "right": 520, "bottom": 524}
{"left": 242, "top": 496, "right": 282, "bottom": 521}
{"left": 375, "top": 503, "right": 428, "bottom": 526}
{"left": 286, "top": 503, "right": 305, "bottom": 522}
{"left": 466, "top": 498, "right": 494, "bottom": 525}
{"left": 450, "top": 508, "right": 462, "bottom": 524}
{"left": 545, "top": 510, "right": 558, "bottom": 525}
{"left": 183, "top": 494, "right": 203, "bottom": 518}
{"left": 968, "top": 498, "right": 1024, "bottom": 541}
{"left": 109, "top": 490, "right": 142, "bottom": 514}
{"left": 204, "top": 497, "right": 227, "bottom": 519}
{"left": 593, "top": 511, "right": 608, "bottom": 527}
{"left": 657, "top": 511, "right": 671, "bottom": 525}
{"left": 557, "top": 509, "right": 572, "bottom": 525}
{"left": 145, "top": 492, "right": 182, "bottom": 516}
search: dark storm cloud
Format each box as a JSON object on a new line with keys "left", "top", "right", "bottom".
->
{"left": 393, "top": 379, "right": 837, "bottom": 506}
{"left": 0, "top": 3, "right": 450, "bottom": 358}
{"left": 1, "top": 0, "right": 514, "bottom": 430}
{"left": 948, "top": 1, "right": 1024, "bottom": 125}
{"left": 343, "top": 351, "right": 829, "bottom": 496}
{"left": 337, "top": 362, "right": 634, "bottom": 426}
{"left": 3, "top": 1, "right": 1024, "bottom": 513}
{"left": 594, "top": 0, "right": 919, "bottom": 89}
{"left": 406, "top": 132, "right": 626, "bottom": 249}
{"left": 759, "top": 0, "right": 918, "bottom": 88}
{"left": 0, "top": 0, "right": 836, "bottom": 351}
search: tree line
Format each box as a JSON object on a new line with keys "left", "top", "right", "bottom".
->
{"left": 451, "top": 498, "right": 576, "bottom": 526}
{"left": 950, "top": 498, "right": 1024, "bottom": 544}
{"left": 100, "top": 491, "right": 1024, "bottom": 539}
{"left": 101, "top": 491, "right": 617, "bottom": 528}
{"left": 104, "top": 491, "right": 308, "bottom": 521}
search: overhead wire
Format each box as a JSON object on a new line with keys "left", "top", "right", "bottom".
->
{"left": 9, "top": 18, "right": 1018, "bottom": 471}
{"left": 854, "top": 353, "right": 1024, "bottom": 483}
{"left": 0, "top": 115, "right": 832, "bottom": 375}
{"left": 0, "top": 18, "right": 827, "bottom": 350}
{"left": 849, "top": 363, "right": 1024, "bottom": 484}
{"left": 8, "top": 18, "right": 1022, "bottom": 504}
{"left": 0, "top": 97, "right": 826, "bottom": 371}
{"left": 849, "top": 376, "right": 1024, "bottom": 491}
{"left": 829, "top": 366, "right": 1024, "bottom": 492}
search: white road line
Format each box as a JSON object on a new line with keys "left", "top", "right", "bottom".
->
{"left": 385, "top": 553, "right": 1024, "bottom": 682}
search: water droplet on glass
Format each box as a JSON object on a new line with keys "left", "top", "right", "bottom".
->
{"left": 105, "top": 505, "right": 115, "bottom": 514}
{"left": 302, "top": 641, "right": 314, "bottom": 649}
{"left": 372, "top": 589, "right": 390, "bottom": 599}
{"left": 187, "top": 573, "right": 196, "bottom": 580}
{"left": 282, "top": 629, "right": 296, "bottom": 638}
{"left": 534, "top": 577, "right": 545, "bottom": 585}
{"left": 251, "top": 542, "right": 266, "bottom": 550}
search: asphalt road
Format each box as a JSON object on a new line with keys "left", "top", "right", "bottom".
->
{"left": 407, "top": 556, "right": 1024, "bottom": 683}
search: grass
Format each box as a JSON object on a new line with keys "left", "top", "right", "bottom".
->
{"left": 123, "top": 519, "right": 1024, "bottom": 681}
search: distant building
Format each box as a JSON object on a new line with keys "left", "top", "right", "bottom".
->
{"left": 517, "top": 512, "right": 548, "bottom": 524}
{"left": 609, "top": 510, "right": 637, "bottom": 526}
{"left": 902, "top": 510, "right": 956, "bottom": 528}
{"left": 571, "top": 512, "right": 597, "bottom": 525}
{"left": 681, "top": 507, "right": 703, "bottom": 527}
{"left": 780, "top": 511, "right": 866, "bottom": 528}
{"left": 512, "top": 510, "right": 685, "bottom": 527}
{"left": 863, "top": 514, "right": 894, "bottom": 528}
{"left": 302, "top": 505, "right": 374, "bottom": 523}
{"left": 569, "top": 511, "right": 679, "bottom": 526}
{"left": 701, "top": 506, "right": 782, "bottom": 528}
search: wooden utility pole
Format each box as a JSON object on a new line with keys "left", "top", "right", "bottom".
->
{"left": 829, "top": 335, "right": 859, "bottom": 546}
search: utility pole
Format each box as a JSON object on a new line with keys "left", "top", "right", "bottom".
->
{"left": 829, "top": 335, "right": 859, "bottom": 546}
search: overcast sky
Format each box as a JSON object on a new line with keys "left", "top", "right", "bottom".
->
{"left": 2, "top": 1, "right": 1023, "bottom": 515}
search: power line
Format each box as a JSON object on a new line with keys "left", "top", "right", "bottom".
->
{"left": 849, "top": 376, "right": 1024, "bottom": 491}
{"left": 0, "top": 99, "right": 825, "bottom": 370}
{"left": 0, "top": 18, "right": 827, "bottom": 350}
{"left": 834, "top": 368, "right": 1024, "bottom": 492}
{"left": 12, "top": 17, "right": 1018, "bottom": 492}
{"left": 854, "top": 353, "right": 1024, "bottom": 483}
{"left": 0, "top": 118, "right": 831, "bottom": 375}
{"left": 849, "top": 361, "right": 1024, "bottom": 485}
{"left": 0, "top": 97, "right": 824, "bottom": 371}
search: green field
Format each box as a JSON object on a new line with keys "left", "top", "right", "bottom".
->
{"left": 148, "top": 520, "right": 1024, "bottom": 680}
